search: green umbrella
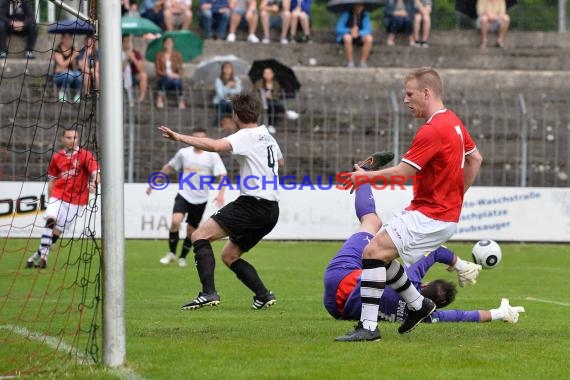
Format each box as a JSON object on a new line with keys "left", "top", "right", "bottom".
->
{"left": 121, "top": 16, "right": 162, "bottom": 36}
{"left": 145, "top": 31, "right": 204, "bottom": 63}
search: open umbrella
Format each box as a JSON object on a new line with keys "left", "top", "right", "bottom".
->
{"left": 248, "top": 59, "right": 301, "bottom": 97}
{"left": 327, "top": 0, "right": 384, "bottom": 13}
{"left": 195, "top": 55, "right": 250, "bottom": 85}
{"left": 455, "top": 0, "right": 517, "bottom": 19}
{"left": 121, "top": 16, "right": 161, "bottom": 36}
{"left": 145, "top": 30, "right": 203, "bottom": 63}
{"left": 47, "top": 19, "right": 94, "bottom": 35}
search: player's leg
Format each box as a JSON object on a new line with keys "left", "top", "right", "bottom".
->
{"left": 178, "top": 201, "right": 207, "bottom": 266}
{"left": 27, "top": 198, "right": 66, "bottom": 269}
{"left": 160, "top": 195, "right": 185, "bottom": 264}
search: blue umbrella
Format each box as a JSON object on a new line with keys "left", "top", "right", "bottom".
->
{"left": 47, "top": 19, "right": 94, "bottom": 35}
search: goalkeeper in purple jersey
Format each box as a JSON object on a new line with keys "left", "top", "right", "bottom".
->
{"left": 324, "top": 183, "right": 525, "bottom": 324}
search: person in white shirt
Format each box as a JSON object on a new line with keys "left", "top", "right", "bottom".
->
{"left": 159, "top": 92, "right": 284, "bottom": 310}
{"left": 147, "top": 127, "right": 227, "bottom": 267}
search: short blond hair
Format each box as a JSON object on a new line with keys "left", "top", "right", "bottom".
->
{"left": 405, "top": 67, "right": 443, "bottom": 98}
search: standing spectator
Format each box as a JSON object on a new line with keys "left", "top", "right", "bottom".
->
{"left": 199, "top": 0, "right": 231, "bottom": 40}
{"left": 336, "top": 3, "right": 373, "bottom": 68}
{"left": 477, "top": 0, "right": 510, "bottom": 48}
{"left": 167, "top": 0, "right": 193, "bottom": 30}
{"left": 122, "top": 35, "right": 148, "bottom": 102}
{"left": 53, "top": 33, "right": 82, "bottom": 103}
{"left": 141, "top": 0, "right": 173, "bottom": 31}
{"left": 213, "top": 62, "right": 242, "bottom": 127}
{"left": 0, "top": 0, "right": 38, "bottom": 59}
{"left": 155, "top": 36, "right": 185, "bottom": 109}
{"left": 384, "top": 0, "right": 415, "bottom": 46}
{"left": 289, "top": 0, "right": 311, "bottom": 43}
{"left": 259, "top": 0, "right": 291, "bottom": 44}
{"left": 77, "top": 35, "right": 100, "bottom": 98}
{"left": 413, "top": 0, "right": 431, "bottom": 47}
{"left": 226, "top": 0, "right": 260, "bottom": 43}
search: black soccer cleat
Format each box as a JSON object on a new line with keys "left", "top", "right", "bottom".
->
{"left": 181, "top": 292, "right": 220, "bottom": 310}
{"left": 355, "top": 151, "right": 395, "bottom": 171}
{"left": 252, "top": 291, "right": 276, "bottom": 310}
{"left": 25, "top": 260, "right": 35, "bottom": 269}
{"left": 398, "top": 298, "right": 436, "bottom": 334}
{"left": 335, "top": 321, "right": 381, "bottom": 342}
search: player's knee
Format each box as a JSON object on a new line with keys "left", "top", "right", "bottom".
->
{"left": 221, "top": 251, "right": 239, "bottom": 267}
{"left": 45, "top": 218, "right": 56, "bottom": 230}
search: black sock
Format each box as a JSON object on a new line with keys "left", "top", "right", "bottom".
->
{"left": 180, "top": 237, "right": 192, "bottom": 259}
{"left": 168, "top": 231, "right": 179, "bottom": 254}
{"left": 229, "top": 259, "right": 268, "bottom": 297}
{"left": 193, "top": 239, "right": 216, "bottom": 294}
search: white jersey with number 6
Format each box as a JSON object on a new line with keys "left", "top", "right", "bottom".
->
{"left": 224, "top": 125, "right": 283, "bottom": 201}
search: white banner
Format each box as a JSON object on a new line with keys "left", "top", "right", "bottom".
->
{"left": 2, "top": 181, "right": 570, "bottom": 242}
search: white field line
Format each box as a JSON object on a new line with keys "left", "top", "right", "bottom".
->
{"left": 525, "top": 296, "right": 570, "bottom": 307}
{"left": 0, "top": 324, "right": 145, "bottom": 380}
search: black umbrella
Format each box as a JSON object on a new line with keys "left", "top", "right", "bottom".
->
{"left": 327, "top": 0, "right": 384, "bottom": 13}
{"left": 47, "top": 19, "right": 94, "bottom": 35}
{"left": 248, "top": 59, "right": 301, "bottom": 97}
{"left": 455, "top": 0, "right": 517, "bottom": 19}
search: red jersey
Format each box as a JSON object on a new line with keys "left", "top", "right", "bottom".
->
{"left": 402, "top": 109, "right": 476, "bottom": 222}
{"left": 48, "top": 148, "right": 99, "bottom": 205}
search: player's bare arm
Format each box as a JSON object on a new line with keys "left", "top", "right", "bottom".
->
{"left": 278, "top": 158, "right": 285, "bottom": 167}
{"left": 463, "top": 149, "right": 483, "bottom": 193}
{"left": 350, "top": 161, "right": 417, "bottom": 186}
{"left": 88, "top": 171, "right": 100, "bottom": 193}
{"left": 47, "top": 179, "right": 55, "bottom": 199}
{"left": 146, "top": 164, "right": 176, "bottom": 195}
{"left": 215, "top": 174, "right": 227, "bottom": 206}
{"left": 158, "top": 126, "right": 232, "bottom": 152}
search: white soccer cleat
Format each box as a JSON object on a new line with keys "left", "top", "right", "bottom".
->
{"left": 160, "top": 252, "right": 177, "bottom": 265}
{"left": 456, "top": 261, "right": 482, "bottom": 287}
{"left": 178, "top": 258, "right": 188, "bottom": 267}
{"left": 499, "top": 298, "right": 526, "bottom": 323}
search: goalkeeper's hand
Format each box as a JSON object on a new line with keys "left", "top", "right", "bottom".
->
{"left": 451, "top": 261, "right": 482, "bottom": 287}
{"left": 498, "top": 298, "right": 526, "bottom": 323}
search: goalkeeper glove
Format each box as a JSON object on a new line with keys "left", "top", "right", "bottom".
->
{"left": 448, "top": 259, "right": 482, "bottom": 287}
{"left": 490, "top": 298, "right": 526, "bottom": 323}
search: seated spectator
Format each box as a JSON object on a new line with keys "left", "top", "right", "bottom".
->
{"left": 199, "top": 0, "right": 231, "bottom": 40}
{"left": 167, "top": 0, "right": 192, "bottom": 30}
{"left": 226, "top": 0, "right": 260, "bottom": 43}
{"left": 155, "top": 36, "right": 185, "bottom": 109}
{"left": 255, "top": 67, "right": 298, "bottom": 133}
{"left": 77, "top": 35, "right": 100, "bottom": 97}
{"left": 413, "top": 0, "right": 431, "bottom": 47}
{"left": 122, "top": 35, "right": 148, "bottom": 102}
{"left": 0, "top": 0, "right": 38, "bottom": 59}
{"left": 259, "top": 0, "right": 291, "bottom": 44}
{"left": 384, "top": 0, "right": 415, "bottom": 46}
{"left": 335, "top": 3, "right": 373, "bottom": 68}
{"left": 477, "top": 0, "right": 510, "bottom": 48}
{"left": 141, "top": 0, "right": 173, "bottom": 31}
{"left": 53, "top": 33, "right": 82, "bottom": 103}
{"left": 122, "top": 0, "right": 140, "bottom": 16}
{"left": 289, "top": 0, "right": 311, "bottom": 43}
{"left": 213, "top": 62, "right": 242, "bottom": 127}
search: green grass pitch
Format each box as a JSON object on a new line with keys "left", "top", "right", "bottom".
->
{"left": 1, "top": 240, "right": 570, "bottom": 379}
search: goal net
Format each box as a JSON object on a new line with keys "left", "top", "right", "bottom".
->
{"left": 0, "top": 2, "right": 102, "bottom": 376}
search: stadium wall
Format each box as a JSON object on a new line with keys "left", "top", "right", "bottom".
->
{"left": 2, "top": 182, "right": 570, "bottom": 242}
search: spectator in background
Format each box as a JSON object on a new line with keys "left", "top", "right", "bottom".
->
{"left": 384, "top": 0, "right": 415, "bottom": 46}
{"left": 476, "top": 0, "right": 510, "bottom": 48}
{"left": 336, "top": 3, "right": 373, "bottom": 68}
{"left": 53, "top": 33, "right": 82, "bottom": 103}
{"left": 122, "top": 35, "right": 148, "bottom": 102}
{"left": 413, "top": 0, "right": 431, "bottom": 47}
{"left": 141, "top": 0, "right": 173, "bottom": 31}
{"left": 122, "top": 0, "right": 140, "bottom": 16}
{"left": 199, "top": 0, "right": 232, "bottom": 40}
{"left": 255, "top": 67, "right": 299, "bottom": 133}
{"left": 259, "top": 0, "right": 291, "bottom": 44}
{"left": 226, "top": 0, "right": 260, "bottom": 43}
{"left": 213, "top": 62, "right": 242, "bottom": 128}
{"left": 77, "top": 35, "right": 100, "bottom": 98}
{"left": 289, "top": 0, "right": 311, "bottom": 43}
{"left": 167, "top": 0, "right": 193, "bottom": 30}
{"left": 155, "top": 36, "right": 185, "bottom": 109}
{"left": 0, "top": 0, "right": 38, "bottom": 59}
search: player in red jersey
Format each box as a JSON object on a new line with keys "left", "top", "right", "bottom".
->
{"left": 337, "top": 67, "right": 483, "bottom": 342}
{"left": 26, "top": 129, "right": 99, "bottom": 269}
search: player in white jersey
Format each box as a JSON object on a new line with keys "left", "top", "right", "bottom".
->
{"left": 159, "top": 93, "right": 284, "bottom": 310}
{"left": 147, "top": 127, "right": 227, "bottom": 267}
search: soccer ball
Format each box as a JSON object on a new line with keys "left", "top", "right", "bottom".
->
{"left": 471, "top": 240, "right": 502, "bottom": 269}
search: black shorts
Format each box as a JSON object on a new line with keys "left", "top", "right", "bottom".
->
{"left": 172, "top": 194, "right": 207, "bottom": 228}
{"left": 212, "top": 195, "right": 279, "bottom": 252}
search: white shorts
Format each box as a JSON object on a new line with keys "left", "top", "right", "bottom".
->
{"left": 382, "top": 210, "right": 457, "bottom": 266}
{"left": 44, "top": 197, "right": 84, "bottom": 232}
